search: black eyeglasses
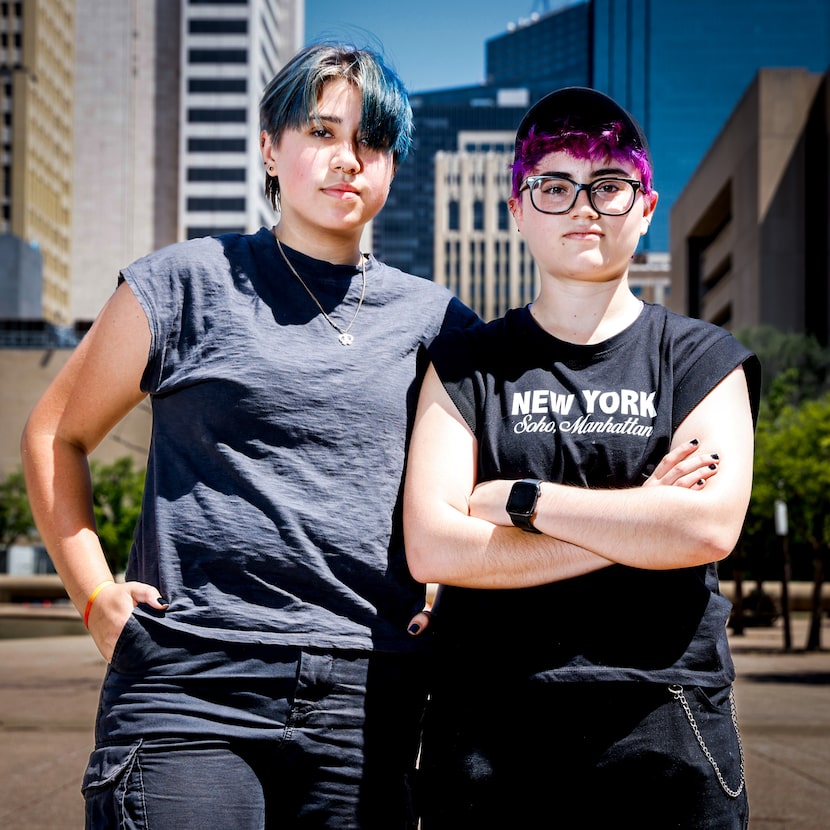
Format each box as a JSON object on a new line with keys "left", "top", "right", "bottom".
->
{"left": 520, "top": 175, "right": 642, "bottom": 216}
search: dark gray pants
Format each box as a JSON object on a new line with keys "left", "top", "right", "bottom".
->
{"left": 83, "top": 614, "right": 428, "bottom": 829}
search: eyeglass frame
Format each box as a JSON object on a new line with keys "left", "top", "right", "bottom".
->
{"left": 519, "top": 175, "right": 643, "bottom": 216}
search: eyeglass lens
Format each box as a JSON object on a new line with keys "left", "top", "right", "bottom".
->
{"left": 529, "top": 178, "right": 637, "bottom": 215}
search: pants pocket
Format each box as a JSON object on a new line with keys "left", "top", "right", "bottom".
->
{"left": 82, "top": 741, "right": 146, "bottom": 829}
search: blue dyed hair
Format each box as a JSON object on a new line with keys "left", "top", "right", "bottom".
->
{"left": 260, "top": 43, "right": 413, "bottom": 209}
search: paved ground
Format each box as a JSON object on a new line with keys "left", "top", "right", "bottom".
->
{"left": 0, "top": 612, "right": 828, "bottom": 829}
{"left": 729, "top": 617, "right": 830, "bottom": 829}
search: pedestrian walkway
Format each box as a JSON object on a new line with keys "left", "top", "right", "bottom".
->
{"left": 0, "top": 614, "right": 828, "bottom": 828}
{"left": 730, "top": 616, "right": 830, "bottom": 829}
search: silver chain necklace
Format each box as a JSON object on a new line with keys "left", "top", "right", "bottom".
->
{"left": 275, "top": 237, "right": 367, "bottom": 346}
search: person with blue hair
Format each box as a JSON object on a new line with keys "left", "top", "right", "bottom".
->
{"left": 21, "top": 42, "right": 476, "bottom": 829}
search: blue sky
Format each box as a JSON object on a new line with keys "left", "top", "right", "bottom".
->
{"left": 304, "top": 1, "right": 544, "bottom": 93}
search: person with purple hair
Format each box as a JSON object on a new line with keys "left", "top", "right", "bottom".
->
{"left": 403, "top": 87, "right": 759, "bottom": 828}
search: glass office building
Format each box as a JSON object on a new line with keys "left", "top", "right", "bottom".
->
{"left": 592, "top": 0, "right": 830, "bottom": 251}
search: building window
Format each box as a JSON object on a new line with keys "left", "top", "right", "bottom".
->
{"left": 448, "top": 201, "right": 459, "bottom": 231}
{"left": 473, "top": 200, "right": 484, "bottom": 231}
{"left": 498, "top": 201, "right": 510, "bottom": 231}
{"left": 187, "top": 167, "right": 246, "bottom": 182}
{"left": 188, "top": 49, "right": 248, "bottom": 64}
{"left": 188, "top": 108, "right": 247, "bottom": 123}
{"left": 188, "top": 137, "right": 247, "bottom": 152}
{"left": 187, "top": 197, "right": 246, "bottom": 212}
{"left": 189, "top": 19, "right": 248, "bottom": 34}
{"left": 189, "top": 78, "right": 247, "bottom": 93}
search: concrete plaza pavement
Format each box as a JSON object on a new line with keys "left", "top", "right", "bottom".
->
{"left": 0, "top": 612, "right": 828, "bottom": 829}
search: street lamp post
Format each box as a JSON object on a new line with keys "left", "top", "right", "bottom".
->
{"left": 774, "top": 493, "right": 792, "bottom": 651}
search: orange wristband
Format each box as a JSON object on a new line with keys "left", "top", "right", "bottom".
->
{"left": 83, "top": 580, "right": 114, "bottom": 629}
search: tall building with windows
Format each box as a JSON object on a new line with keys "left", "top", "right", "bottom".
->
{"left": 375, "top": 97, "right": 533, "bottom": 290}
{"left": 181, "top": 0, "right": 302, "bottom": 240}
{"left": 433, "top": 140, "right": 534, "bottom": 322}
{"left": 485, "top": 0, "right": 589, "bottom": 91}
{"left": 1, "top": 0, "right": 75, "bottom": 324}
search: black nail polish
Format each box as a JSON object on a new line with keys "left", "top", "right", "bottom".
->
{"left": 696, "top": 479, "right": 705, "bottom": 486}
{"left": 690, "top": 438, "right": 699, "bottom": 446}
{"left": 408, "top": 623, "right": 421, "bottom": 634}
{"left": 157, "top": 597, "right": 169, "bottom": 606}
{"left": 711, "top": 453, "right": 720, "bottom": 460}
{"left": 708, "top": 464, "right": 717, "bottom": 470}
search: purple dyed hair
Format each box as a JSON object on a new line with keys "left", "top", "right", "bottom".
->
{"left": 511, "top": 119, "right": 653, "bottom": 201}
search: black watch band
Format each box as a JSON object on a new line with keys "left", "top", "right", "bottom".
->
{"left": 506, "top": 478, "right": 543, "bottom": 534}
{"left": 510, "top": 511, "right": 541, "bottom": 533}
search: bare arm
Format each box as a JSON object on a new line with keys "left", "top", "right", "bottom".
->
{"left": 403, "top": 365, "right": 752, "bottom": 589}
{"left": 20, "top": 282, "right": 167, "bottom": 660}
{"left": 405, "top": 366, "right": 614, "bottom": 589}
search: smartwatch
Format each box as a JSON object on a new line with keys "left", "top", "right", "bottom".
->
{"left": 506, "top": 478, "right": 543, "bottom": 533}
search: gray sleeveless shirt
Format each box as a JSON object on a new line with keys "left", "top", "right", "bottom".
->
{"left": 120, "top": 228, "right": 477, "bottom": 652}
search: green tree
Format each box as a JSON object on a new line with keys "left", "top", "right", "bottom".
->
{"left": 735, "top": 327, "right": 830, "bottom": 646}
{"left": 750, "top": 393, "right": 830, "bottom": 650}
{"left": 90, "top": 457, "right": 146, "bottom": 574}
{"left": 737, "top": 325, "right": 830, "bottom": 416}
{"left": 0, "top": 468, "right": 35, "bottom": 553}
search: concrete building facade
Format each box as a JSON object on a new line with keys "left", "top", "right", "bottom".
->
{"left": 670, "top": 68, "right": 830, "bottom": 345}
{"left": 71, "top": 0, "right": 181, "bottom": 325}
{"left": 0, "top": 347, "right": 152, "bottom": 479}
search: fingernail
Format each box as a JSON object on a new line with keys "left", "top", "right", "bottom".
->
{"left": 711, "top": 453, "right": 720, "bottom": 460}
{"left": 408, "top": 623, "right": 421, "bottom": 635}
{"left": 157, "top": 597, "right": 169, "bottom": 606}
{"left": 696, "top": 479, "right": 705, "bottom": 486}
{"left": 690, "top": 439, "right": 699, "bottom": 446}
{"left": 708, "top": 464, "right": 717, "bottom": 470}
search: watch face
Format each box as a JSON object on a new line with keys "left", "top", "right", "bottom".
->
{"left": 507, "top": 481, "right": 540, "bottom": 515}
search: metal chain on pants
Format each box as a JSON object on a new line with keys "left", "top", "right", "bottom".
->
{"left": 668, "top": 685, "right": 745, "bottom": 798}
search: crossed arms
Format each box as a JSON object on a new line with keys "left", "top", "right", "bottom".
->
{"left": 403, "top": 363, "right": 755, "bottom": 591}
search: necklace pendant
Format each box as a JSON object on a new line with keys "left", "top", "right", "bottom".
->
{"left": 338, "top": 332, "right": 355, "bottom": 346}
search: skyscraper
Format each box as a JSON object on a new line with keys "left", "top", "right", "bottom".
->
{"left": 591, "top": 0, "right": 830, "bottom": 253}
{"left": 1, "top": 0, "right": 75, "bottom": 325}
{"left": 180, "top": 0, "right": 303, "bottom": 241}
